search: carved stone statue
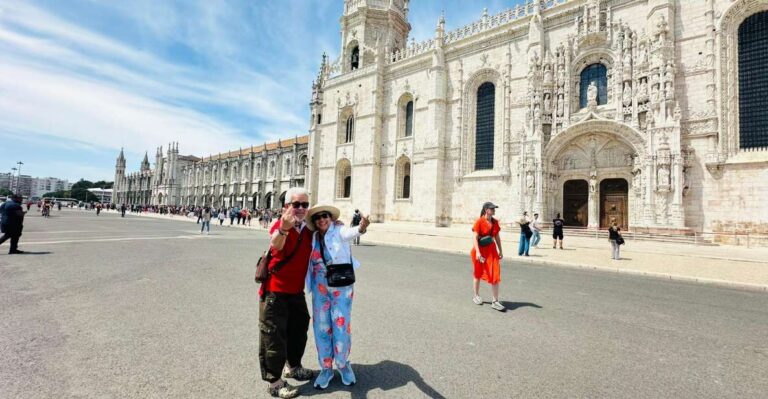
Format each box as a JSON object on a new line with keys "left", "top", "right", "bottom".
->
{"left": 587, "top": 82, "right": 598, "bottom": 106}
{"left": 638, "top": 79, "right": 648, "bottom": 102}
{"left": 639, "top": 43, "right": 648, "bottom": 65}
{"left": 533, "top": 104, "right": 541, "bottom": 120}
{"left": 657, "top": 166, "right": 670, "bottom": 188}
{"left": 589, "top": 175, "right": 597, "bottom": 193}
{"left": 651, "top": 84, "right": 660, "bottom": 103}
{"left": 623, "top": 51, "right": 632, "bottom": 76}
{"left": 557, "top": 64, "right": 566, "bottom": 88}
{"left": 622, "top": 82, "right": 632, "bottom": 106}
{"left": 543, "top": 94, "right": 552, "bottom": 114}
{"left": 525, "top": 171, "right": 535, "bottom": 191}
{"left": 557, "top": 94, "right": 565, "bottom": 116}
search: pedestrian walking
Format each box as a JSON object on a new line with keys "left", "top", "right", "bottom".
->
{"left": 517, "top": 212, "right": 532, "bottom": 256}
{"left": 0, "top": 194, "right": 26, "bottom": 254}
{"left": 609, "top": 222, "right": 623, "bottom": 260}
{"left": 230, "top": 207, "right": 236, "bottom": 225}
{"left": 120, "top": 203, "right": 126, "bottom": 217}
{"left": 218, "top": 209, "right": 226, "bottom": 226}
{"left": 350, "top": 209, "right": 362, "bottom": 246}
{"left": 470, "top": 202, "right": 505, "bottom": 312}
{"left": 530, "top": 213, "right": 542, "bottom": 248}
{"left": 552, "top": 213, "right": 565, "bottom": 249}
{"left": 305, "top": 204, "right": 369, "bottom": 389}
{"left": 200, "top": 206, "right": 211, "bottom": 235}
{"left": 259, "top": 187, "right": 315, "bottom": 398}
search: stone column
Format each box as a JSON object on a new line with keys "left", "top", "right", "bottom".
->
{"left": 588, "top": 179, "right": 599, "bottom": 229}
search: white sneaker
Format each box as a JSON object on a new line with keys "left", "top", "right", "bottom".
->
{"left": 491, "top": 301, "right": 505, "bottom": 311}
{"left": 472, "top": 296, "right": 483, "bottom": 305}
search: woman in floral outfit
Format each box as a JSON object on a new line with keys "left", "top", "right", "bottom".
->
{"left": 305, "top": 204, "right": 369, "bottom": 389}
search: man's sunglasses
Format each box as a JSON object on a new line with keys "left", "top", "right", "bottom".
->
{"left": 312, "top": 212, "right": 332, "bottom": 221}
{"left": 291, "top": 201, "right": 310, "bottom": 209}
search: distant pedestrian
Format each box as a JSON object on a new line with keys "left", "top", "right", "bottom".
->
{"left": 609, "top": 222, "right": 623, "bottom": 260}
{"left": 229, "top": 207, "right": 236, "bottom": 225}
{"left": 120, "top": 203, "right": 126, "bottom": 217}
{"left": 196, "top": 208, "right": 202, "bottom": 224}
{"left": 530, "top": 213, "right": 542, "bottom": 248}
{"left": 470, "top": 202, "right": 505, "bottom": 312}
{"left": 218, "top": 208, "right": 226, "bottom": 226}
{"left": 350, "top": 209, "right": 362, "bottom": 246}
{"left": 517, "top": 211, "right": 531, "bottom": 257}
{"left": 552, "top": 213, "right": 565, "bottom": 249}
{"left": 0, "top": 194, "right": 26, "bottom": 254}
{"left": 200, "top": 206, "right": 211, "bottom": 235}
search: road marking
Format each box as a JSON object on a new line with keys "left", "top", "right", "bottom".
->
{"left": 22, "top": 235, "right": 203, "bottom": 245}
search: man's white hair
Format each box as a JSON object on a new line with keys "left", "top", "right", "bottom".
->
{"left": 284, "top": 187, "right": 309, "bottom": 205}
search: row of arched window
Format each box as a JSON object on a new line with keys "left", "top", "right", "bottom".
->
{"left": 339, "top": 99, "right": 414, "bottom": 144}
{"left": 335, "top": 157, "right": 411, "bottom": 200}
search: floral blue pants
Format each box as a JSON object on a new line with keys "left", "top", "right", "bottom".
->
{"left": 311, "top": 279, "right": 354, "bottom": 370}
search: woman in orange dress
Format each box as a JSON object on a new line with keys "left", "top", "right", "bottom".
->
{"left": 470, "top": 202, "right": 505, "bottom": 311}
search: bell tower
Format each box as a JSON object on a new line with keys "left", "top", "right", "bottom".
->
{"left": 340, "top": 0, "right": 410, "bottom": 73}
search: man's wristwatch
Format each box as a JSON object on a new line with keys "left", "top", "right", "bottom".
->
{"left": 278, "top": 229, "right": 290, "bottom": 236}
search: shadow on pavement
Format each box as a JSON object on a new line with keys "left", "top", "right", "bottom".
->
{"left": 302, "top": 360, "right": 446, "bottom": 399}
{"left": 499, "top": 302, "right": 542, "bottom": 311}
{"left": 9, "top": 251, "right": 53, "bottom": 255}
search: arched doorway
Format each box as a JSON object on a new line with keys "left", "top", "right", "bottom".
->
{"left": 279, "top": 191, "right": 287, "bottom": 207}
{"left": 600, "top": 178, "right": 629, "bottom": 229}
{"left": 563, "top": 180, "right": 589, "bottom": 227}
{"left": 265, "top": 192, "right": 273, "bottom": 209}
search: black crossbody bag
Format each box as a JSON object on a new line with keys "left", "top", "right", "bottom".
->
{"left": 319, "top": 237, "right": 355, "bottom": 287}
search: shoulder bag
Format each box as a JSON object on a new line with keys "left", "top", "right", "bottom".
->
{"left": 255, "top": 232, "right": 305, "bottom": 284}
{"left": 319, "top": 237, "right": 355, "bottom": 287}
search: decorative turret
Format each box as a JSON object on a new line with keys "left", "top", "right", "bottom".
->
{"left": 340, "top": 0, "right": 410, "bottom": 73}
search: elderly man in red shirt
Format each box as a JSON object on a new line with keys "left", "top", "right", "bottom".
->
{"left": 259, "top": 187, "right": 315, "bottom": 398}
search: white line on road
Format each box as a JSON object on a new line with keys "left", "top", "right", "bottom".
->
{"left": 22, "top": 235, "right": 205, "bottom": 245}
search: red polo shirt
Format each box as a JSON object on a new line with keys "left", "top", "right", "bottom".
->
{"left": 262, "top": 220, "right": 313, "bottom": 295}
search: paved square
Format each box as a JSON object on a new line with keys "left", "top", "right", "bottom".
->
{"left": 1, "top": 209, "right": 767, "bottom": 398}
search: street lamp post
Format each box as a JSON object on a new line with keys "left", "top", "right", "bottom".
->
{"left": 16, "top": 161, "right": 23, "bottom": 197}
{"left": 10, "top": 167, "right": 17, "bottom": 193}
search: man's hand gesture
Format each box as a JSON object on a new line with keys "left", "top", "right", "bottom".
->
{"left": 279, "top": 210, "right": 294, "bottom": 231}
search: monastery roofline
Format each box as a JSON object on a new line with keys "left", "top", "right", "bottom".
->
{"left": 325, "top": 0, "right": 574, "bottom": 84}
{"left": 199, "top": 135, "right": 309, "bottom": 162}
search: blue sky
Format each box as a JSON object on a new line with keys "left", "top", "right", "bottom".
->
{"left": 0, "top": 0, "right": 520, "bottom": 182}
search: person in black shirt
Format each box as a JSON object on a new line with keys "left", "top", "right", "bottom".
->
{"left": 608, "top": 222, "right": 622, "bottom": 260}
{"left": 552, "top": 213, "right": 564, "bottom": 249}
{"left": 0, "top": 194, "right": 26, "bottom": 254}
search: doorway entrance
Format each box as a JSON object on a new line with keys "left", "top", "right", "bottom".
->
{"left": 563, "top": 180, "right": 589, "bottom": 227}
{"left": 600, "top": 178, "right": 628, "bottom": 229}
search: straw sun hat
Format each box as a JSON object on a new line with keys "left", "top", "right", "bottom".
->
{"left": 306, "top": 204, "right": 341, "bottom": 231}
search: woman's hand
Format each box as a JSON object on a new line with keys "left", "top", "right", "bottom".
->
{"left": 359, "top": 215, "right": 370, "bottom": 233}
{"left": 498, "top": 251, "right": 503, "bottom": 260}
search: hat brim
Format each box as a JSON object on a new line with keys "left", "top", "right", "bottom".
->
{"left": 306, "top": 205, "right": 341, "bottom": 231}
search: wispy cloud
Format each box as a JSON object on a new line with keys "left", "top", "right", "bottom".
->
{"left": 0, "top": 0, "right": 516, "bottom": 182}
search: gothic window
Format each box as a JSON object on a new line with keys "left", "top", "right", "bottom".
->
{"left": 299, "top": 155, "right": 308, "bottom": 175}
{"left": 396, "top": 156, "right": 411, "bottom": 199}
{"left": 336, "top": 159, "right": 352, "bottom": 198}
{"left": 351, "top": 46, "right": 360, "bottom": 70}
{"left": 317, "top": 113, "right": 322, "bottom": 124}
{"left": 269, "top": 161, "right": 275, "bottom": 177}
{"left": 285, "top": 158, "right": 291, "bottom": 176}
{"left": 405, "top": 101, "right": 414, "bottom": 137}
{"left": 738, "top": 11, "right": 768, "bottom": 149}
{"left": 579, "top": 63, "right": 608, "bottom": 108}
{"left": 345, "top": 115, "right": 355, "bottom": 143}
{"left": 475, "top": 82, "right": 495, "bottom": 170}
{"left": 255, "top": 163, "right": 261, "bottom": 178}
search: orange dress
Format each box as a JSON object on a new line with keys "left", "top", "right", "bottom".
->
{"left": 470, "top": 217, "right": 501, "bottom": 284}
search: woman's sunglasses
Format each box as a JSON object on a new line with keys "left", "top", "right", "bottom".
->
{"left": 291, "top": 201, "right": 310, "bottom": 209}
{"left": 312, "top": 212, "right": 332, "bottom": 221}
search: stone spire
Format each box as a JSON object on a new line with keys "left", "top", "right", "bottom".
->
{"left": 141, "top": 151, "right": 150, "bottom": 171}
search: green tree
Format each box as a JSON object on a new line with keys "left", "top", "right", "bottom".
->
{"left": 0, "top": 188, "right": 13, "bottom": 196}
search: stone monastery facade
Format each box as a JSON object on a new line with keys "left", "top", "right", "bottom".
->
{"left": 305, "top": 0, "right": 768, "bottom": 233}
{"left": 113, "top": 137, "right": 309, "bottom": 209}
